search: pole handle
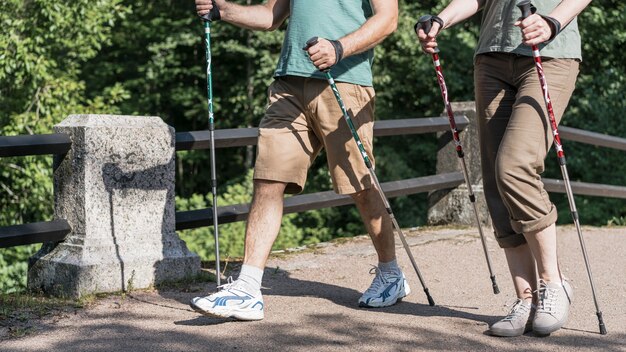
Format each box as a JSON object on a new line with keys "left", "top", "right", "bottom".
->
{"left": 303, "top": 36, "right": 318, "bottom": 50}
{"left": 415, "top": 15, "right": 441, "bottom": 53}
{"left": 303, "top": 37, "right": 332, "bottom": 73}
{"left": 200, "top": 0, "right": 221, "bottom": 22}
{"left": 517, "top": 0, "right": 533, "bottom": 19}
{"left": 415, "top": 15, "right": 434, "bottom": 34}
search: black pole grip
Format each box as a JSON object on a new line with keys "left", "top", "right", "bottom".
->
{"left": 303, "top": 37, "right": 319, "bottom": 51}
{"left": 415, "top": 15, "right": 433, "bottom": 35}
{"left": 517, "top": 0, "right": 533, "bottom": 19}
{"left": 200, "top": 0, "right": 221, "bottom": 22}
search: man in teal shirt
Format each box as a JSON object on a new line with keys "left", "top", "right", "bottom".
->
{"left": 191, "top": 0, "right": 403, "bottom": 321}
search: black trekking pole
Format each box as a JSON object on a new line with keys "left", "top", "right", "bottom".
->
{"left": 415, "top": 16, "right": 500, "bottom": 295}
{"left": 201, "top": 9, "right": 222, "bottom": 287}
{"left": 517, "top": 0, "right": 606, "bottom": 335}
{"left": 304, "top": 37, "right": 435, "bottom": 306}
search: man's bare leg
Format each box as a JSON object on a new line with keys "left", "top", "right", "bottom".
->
{"left": 243, "top": 179, "right": 288, "bottom": 269}
{"left": 351, "top": 185, "right": 395, "bottom": 263}
{"left": 353, "top": 185, "right": 410, "bottom": 308}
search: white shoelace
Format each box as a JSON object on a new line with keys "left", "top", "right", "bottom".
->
{"left": 216, "top": 276, "right": 235, "bottom": 291}
{"left": 536, "top": 280, "right": 560, "bottom": 314}
{"left": 502, "top": 298, "right": 530, "bottom": 322}
{"left": 364, "top": 266, "right": 390, "bottom": 294}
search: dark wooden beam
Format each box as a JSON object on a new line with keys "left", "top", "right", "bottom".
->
{"left": 175, "top": 116, "right": 470, "bottom": 151}
{"left": 0, "top": 220, "right": 71, "bottom": 248}
{"left": 559, "top": 126, "right": 626, "bottom": 151}
{"left": 175, "top": 171, "right": 465, "bottom": 230}
{"left": 0, "top": 134, "right": 71, "bottom": 157}
{"left": 544, "top": 178, "right": 626, "bottom": 199}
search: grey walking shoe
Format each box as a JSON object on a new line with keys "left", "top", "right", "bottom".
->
{"left": 533, "top": 279, "right": 573, "bottom": 335}
{"left": 489, "top": 299, "right": 533, "bottom": 337}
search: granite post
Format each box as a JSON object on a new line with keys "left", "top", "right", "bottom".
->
{"left": 28, "top": 115, "right": 200, "bottom": 297}
{"left": 427, "top": 102, "right": 491, "bottom": 226}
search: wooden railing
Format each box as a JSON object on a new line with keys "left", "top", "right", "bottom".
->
{"left": 1, "top": 116, "right": 471, "bottom": 246}
{"left": 2, "top": 117, "right": 626, "bottom": 247}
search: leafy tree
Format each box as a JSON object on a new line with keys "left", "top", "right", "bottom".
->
{"left": 0, "top": 0, "right": 130, "bottom": 292}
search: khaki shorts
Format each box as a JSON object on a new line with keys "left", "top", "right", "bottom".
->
{"left": 254, "top": 75, "right": 376, "bottom": 195}
{"left": 474, "top": 53, "right": 579, "bottom": 248}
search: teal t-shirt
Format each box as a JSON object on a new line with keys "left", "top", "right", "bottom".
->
{"left": 476, "top": 0, "right": 582, "bottom": 60}
{"left": 274, "top": 0, "right": 375, "bottom": 87}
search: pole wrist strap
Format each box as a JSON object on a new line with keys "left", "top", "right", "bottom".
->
{"left": 329, "top": 40, "right": 344, "bottom": 66}
{"left": 541, "top": 15, "right": 562, "bottom": 41}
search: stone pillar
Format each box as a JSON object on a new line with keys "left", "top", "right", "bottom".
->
{"left": 28, "top": 115, "right": 200, "bottom": 297}
{"left": 427, "top": 102, "right": 490, "bottom": 226}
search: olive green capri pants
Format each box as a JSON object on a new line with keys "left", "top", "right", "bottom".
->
{"left": 474, "top": 52, "right": 579, "bottom": 248}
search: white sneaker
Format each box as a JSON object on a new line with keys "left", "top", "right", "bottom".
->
{"left": 358, "top": 266, "right": 411, "bottom": 308}
{"left": 190, "top": 278, "right": 264, "bottom": 321}
{"left": 489, "top": 299, "right": 533, "bottom": 337}
{"left": 533, "top": 279, "right": 572, "bottom": 335}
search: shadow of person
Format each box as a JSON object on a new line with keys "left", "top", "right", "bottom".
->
{"left": 172, "top": 266, "right": 497, "bottom": 328}
{"left": 101, "top": 145, "right": 199, "bottom": 293}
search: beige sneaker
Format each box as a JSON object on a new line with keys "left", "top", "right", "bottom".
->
{"left": 533, "top": 279, "right": 573, "bottom": 335}
{"left": 489, "top": 299, "right": 533, "bottom": 337}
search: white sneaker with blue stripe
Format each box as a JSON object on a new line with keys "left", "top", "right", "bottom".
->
{"left": 358, "top": 267, "right": 411, "bottom": 308}
{"left": 190, "top": 278, "right": 264, "bottom": 321}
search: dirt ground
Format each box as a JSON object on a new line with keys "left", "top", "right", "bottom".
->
{"left": 1, "top": 226, "right": 625, "bottom": 351}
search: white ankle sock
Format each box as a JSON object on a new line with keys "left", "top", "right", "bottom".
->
{"left": 378, "top": 259, "right": 400, "bottom": 273}
{"left": 237, "top": 264, "right": 264, "bottom": 293}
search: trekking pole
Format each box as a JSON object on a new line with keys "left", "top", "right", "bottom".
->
{"left": 517, "top": 0, "right": 606, "bottom": 335}
{"left": 304, "top": 37, "right": 435, "bottom": 306}
{"left": 415, "top": 16, "right": 500, "bottom": 295}
{"left": 201, "top": 10, "right": 221, "bottom": 287}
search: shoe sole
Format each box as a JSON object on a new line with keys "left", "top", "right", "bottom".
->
{"left": 189, "top": 301, "right": 264, "bottom": 321}
{"left": 533, "top": 315, "right": 568, "bottom": 336}
{"left": 359, "top": 297, "right": 401, "bottom": 308}
{"left": 489, "top": 323, "right": 532, "bottom": 337}
{"left": 358, "top": 284, "right": 410, "bottom": 308}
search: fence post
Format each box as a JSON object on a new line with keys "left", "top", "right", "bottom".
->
{"left": 427, "top": 102, "right": 490, "bottom": 226}
{"left": 28, "top": 115, "right": 200, "bottom": 297}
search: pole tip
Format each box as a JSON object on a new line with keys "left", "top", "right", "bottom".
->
{"left": 491, "top": 276, "right": 500, "bottom": 294}
{"left": 424, "top": 289, "right": 435, "bottom": 306}
{"left": 597, "top": 312, "right": 607, "bottom": 335}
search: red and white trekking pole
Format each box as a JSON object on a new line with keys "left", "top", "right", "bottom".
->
{"left": 517, "top": 0, "right": 606, "bottom": 335}
{"left": 415, "top": 16, "right": 500, "bottom": 295}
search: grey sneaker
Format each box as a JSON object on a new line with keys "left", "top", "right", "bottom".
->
{"left": 358, "top": 266, "right": 410, "bottom": 308}
{"left": 489, "top": 299, "right": 533, "bottom": 337}
{"left": 533, "top": 279, "right": 573, "bottom": 335}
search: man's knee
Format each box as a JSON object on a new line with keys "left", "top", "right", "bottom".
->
{"left": 252, "top": 179, "right": 288, "bottom": 197}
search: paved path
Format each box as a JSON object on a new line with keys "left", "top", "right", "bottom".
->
{"left": 2, "top": 226, "right": 625, "bottom": 351}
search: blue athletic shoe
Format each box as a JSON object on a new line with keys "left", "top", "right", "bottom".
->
{"left": 190, "top": 278, "right": 264, "bottom": 321}
{"left": 358, "top": 266, "right": 411, "bottom": 308}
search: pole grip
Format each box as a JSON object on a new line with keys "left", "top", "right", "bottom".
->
{"left": 415, "top": 15, "right": 433, "bottom": 34}
{"left": 303, "top": 37, "right": 318, "bottom": 50}
{"left": 517, "top": 0, "right": 533, "bottom": 19}
{"left": 200, "top": 0, "right": 221, "bottom": 22}
{"left": 303, "top": 37, "right": 331, "bottom": 73}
